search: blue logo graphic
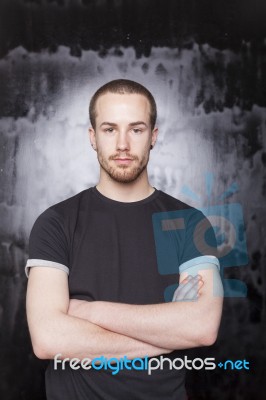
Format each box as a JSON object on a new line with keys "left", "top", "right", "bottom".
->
{"left": 152, "top": 172, "right": 248, "bottom": 300}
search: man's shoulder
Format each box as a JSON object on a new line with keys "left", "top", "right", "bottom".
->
{"left": 50, "top": 188, "right": 92, "bottom": 212}
{"left": 156, "top": 190, "right": 207, "bottom": 226}
{"left": 36, "top": 187, "right": 93, "bottom": 223}
{"left": 157, "top": 189, "right": 195, "bottom": 211}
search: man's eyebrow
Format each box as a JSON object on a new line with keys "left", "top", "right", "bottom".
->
{"left": 100, "top": 121, "right": 148, "bottom": 127}
{"left": 100, "top": 122, "right": 117, "bottom": 127}
{"left": 128, "top": 121, "right": 148, "bottom": 127}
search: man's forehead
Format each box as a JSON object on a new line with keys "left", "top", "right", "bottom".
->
{"left": 94, "top": 92, "right": 151, "bottom": 122}
{"left": 96, "top": 91, "right": 150, "bottom": 105}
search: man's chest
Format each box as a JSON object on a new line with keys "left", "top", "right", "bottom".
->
{"left": 67, "top": 210, "right": 181, "bottom": 303}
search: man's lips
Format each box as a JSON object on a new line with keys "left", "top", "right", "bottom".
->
{"left": 113, "top": 158, "right": 133, "bottom": 160}
{"left": 113, "top": 157, "right": 134, "bottom": 164}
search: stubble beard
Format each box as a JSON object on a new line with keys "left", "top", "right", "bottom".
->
{"left": 97, "top": 151, "right": 150, "bottom": 183}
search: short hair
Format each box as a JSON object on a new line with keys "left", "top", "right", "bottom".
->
{"left": 89, "top": 79, "right": 157, "bottom": 130}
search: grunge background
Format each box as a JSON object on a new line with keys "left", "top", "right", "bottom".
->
{"left": 0, "top": 1, "right": 265, "bottom": 399}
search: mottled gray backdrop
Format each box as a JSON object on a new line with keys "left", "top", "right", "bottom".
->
{"left": 0, "top": 1, "right": 265, "bottom": 399}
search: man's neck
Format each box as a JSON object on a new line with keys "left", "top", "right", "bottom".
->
{"left": 96, "top": 170, "right": 155, "bottom": 202}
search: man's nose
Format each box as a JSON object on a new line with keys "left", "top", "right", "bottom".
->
{"left": 116, "top": 130, "right": 130, "bottom": 151}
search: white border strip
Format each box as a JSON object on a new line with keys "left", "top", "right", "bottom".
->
{"left": 25, "top": 259, "right": 69, "bottom": 278}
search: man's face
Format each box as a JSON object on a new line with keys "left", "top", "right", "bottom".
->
{"left": 90, "top": 92, "right": 158, "bottom": 183}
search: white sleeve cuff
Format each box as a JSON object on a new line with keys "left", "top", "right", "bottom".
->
{"left": 25, "top": 259, "right": 69, "bottom": 278}
{"left": 179, "top": 255, "right": 220, "bottom": 274}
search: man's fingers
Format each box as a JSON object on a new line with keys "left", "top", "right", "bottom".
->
{"left": 179, "top": 275, "right": 203, "bottom": 296}
{"left": 180, "top": 274, "right": 202, "bottom": 284}
{"left": 172, "top": 275, "right": 204, "bottom": 302}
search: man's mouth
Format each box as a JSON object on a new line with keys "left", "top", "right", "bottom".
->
{"left": 113, "top": 158, "right": 134, "bottom": 165}
{"left": 114, "top": 157, "right": 133, "bottom": 160}
{"left": 110, "top": 154, "right": 137, "bottom": 164}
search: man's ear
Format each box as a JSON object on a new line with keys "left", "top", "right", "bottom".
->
{"left": 89, "top": 127, "right": 97, "bottom": 151}
{"left": 151, "top": 127, "right": 159, "bottom": 148}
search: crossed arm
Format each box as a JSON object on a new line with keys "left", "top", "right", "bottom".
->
{"left": 67, "top": 265, "right": 223, "bottom": 349}
{"left": 26, "top": 267, "right": 171, "bottom": 360}
{"left": 26, "top": 264, "right": 223, "bottom": 361}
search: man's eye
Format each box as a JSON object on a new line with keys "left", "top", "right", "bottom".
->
{"left": 132, "top": 128, "right": 142, "bottom": 134}
{"left": 105, "top": 128, "right": 114, "bottom": 133}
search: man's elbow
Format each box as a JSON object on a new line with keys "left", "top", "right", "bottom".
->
{"left": 197, "top": 314, "right": 222, "bottom": 347}
{"left": 27, "top": 310, "right": 69, "bottom": 360}
{"left": 32, "top": 344, "right": 50, "bottom": 360}
{"left": 199, "top": 328, "right": 218, "bottom": 347}
{"left": 199, "top": 295, "right": 223, "bottom": 347}
{"left": 31, "top": 336, "right": 56, "bottom": 360}
{"left": 29, "top": 324, "right": 62, "bottom": 360}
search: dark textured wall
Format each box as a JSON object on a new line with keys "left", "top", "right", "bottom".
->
{"left": 0, "top": 1, "right": 265, "bottom": 399}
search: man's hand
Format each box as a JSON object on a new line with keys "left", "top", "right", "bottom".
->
{"left": 172, "top": 275, "right": 204, "bottom": 302}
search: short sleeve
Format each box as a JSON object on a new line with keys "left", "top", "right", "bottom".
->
{"left": 25, "top": 207, "right": 69, "bottom": 277}
{"left": 179, "top": 209, "right": 220, "bottom": 273}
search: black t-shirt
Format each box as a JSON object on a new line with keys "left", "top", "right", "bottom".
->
{"left": 26, "top": 187, "right": 219, "bottom": 400}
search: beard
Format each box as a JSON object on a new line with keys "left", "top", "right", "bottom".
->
{"left": 97, "top": 150, "right": 149, "bottom": 183}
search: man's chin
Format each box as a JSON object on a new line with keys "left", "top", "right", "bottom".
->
{"left": 98, "top": 156, "right": 148, "bottom": 184}
{"left": 107, "top": 166, "right": 146, "bottom": 184}
{"left": 108, "top": 172, "right": 141, "bottom": 184}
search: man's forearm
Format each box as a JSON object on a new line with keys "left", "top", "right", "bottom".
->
{"left": 68, "top": 268, "right": 223, "bottom": 350}
{"left": 89, "top": 300, "right": 218, "bottom": 349}
{"left": 26, "top": 268, "right": 171, "bottom": 362}
{"left": 30, "top": 311, "right": 171, "bottom": 361}
{"left": 71, "top": 300, "right": 206, "bottom": 350}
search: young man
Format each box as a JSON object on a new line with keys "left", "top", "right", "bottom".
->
{"left": 26, "top": 79, "right": 223, "bottom": 399}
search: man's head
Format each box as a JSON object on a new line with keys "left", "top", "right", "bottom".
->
{"left": 89, "top": 79, "right": 157, "bottom": 130}
{"left": 89, "top": 79, "right": 158, "bottom": 184}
